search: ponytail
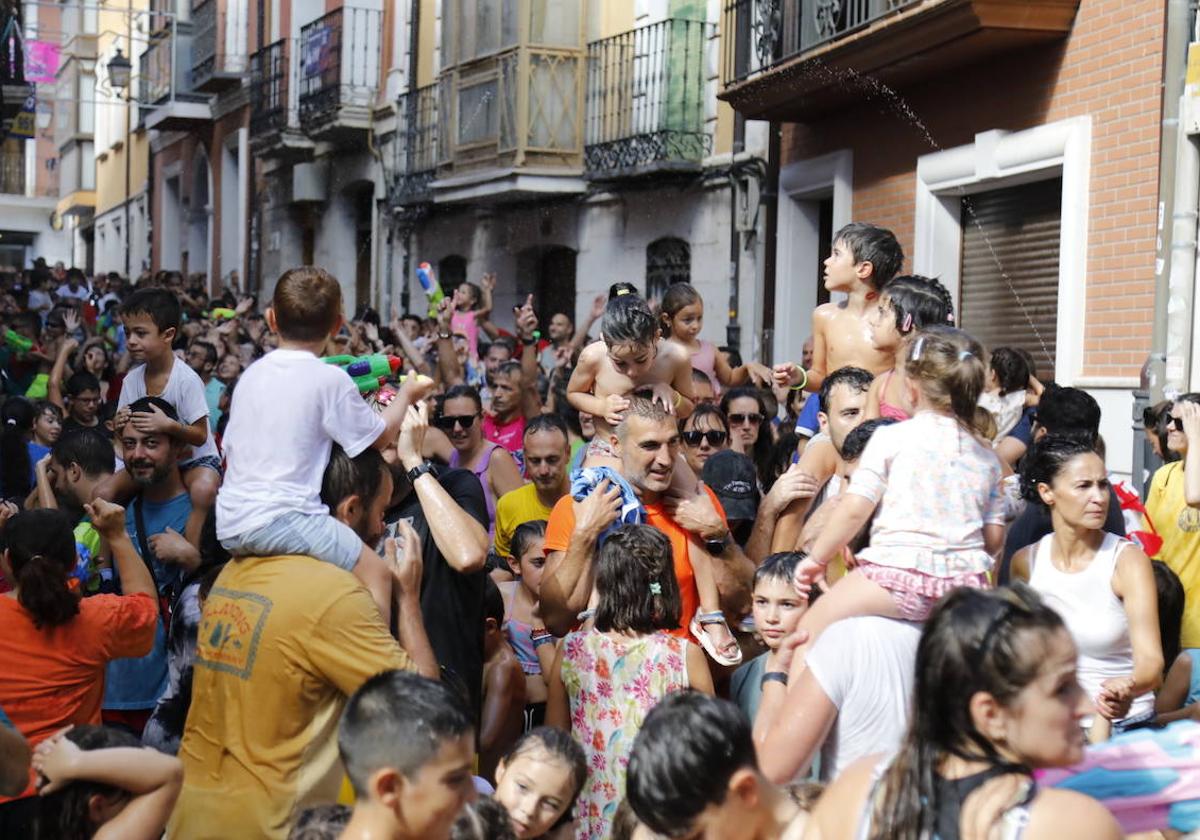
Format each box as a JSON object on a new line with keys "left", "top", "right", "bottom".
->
{"left": 6, "top": 509, "right": 80, "bottom": 629}
{"left": 904, "top": 326, "right": 986, "bottom": 427}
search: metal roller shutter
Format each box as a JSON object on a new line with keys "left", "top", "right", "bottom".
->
{"left": 959, "top": 178, "right": 1062, "bottom": 379}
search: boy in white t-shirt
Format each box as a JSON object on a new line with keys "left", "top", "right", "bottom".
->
{"left": 215, "top": 267, "right": 428, "bottom": 622}
{"left": 101, "top": 287, "right": 222, "bottom": 547}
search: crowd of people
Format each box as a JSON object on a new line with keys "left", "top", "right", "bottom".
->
{"left": 0, "top": 227, "right": 1197, "bottom": 840}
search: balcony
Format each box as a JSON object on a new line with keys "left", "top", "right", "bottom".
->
{"left": 191, "top": 0, "right": 249, "bottom": 92}
{"left": 248, "top": 39, "right": 315, "bottom": 161}
{"left": 720, "top": 0, "right": 1081, "bottom": 121}
{"left": 298, "top": 7, "right": 382, "bottom": 142}
{"left": 389, "top": 83, "right": 438, "bottom": 206}
{"left": 585, "top": 19, "right": 714, "bottom": 180}
{"left": 139, "top": 28, "right": 210, "bottom": 131}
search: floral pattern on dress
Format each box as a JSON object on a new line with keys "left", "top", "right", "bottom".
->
{"left": 560, "top": 630, "right": 689, "bottom": 840}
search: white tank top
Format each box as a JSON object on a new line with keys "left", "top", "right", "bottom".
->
{"left": 1028, "top": 532, "right": 1153, "bottom": 720}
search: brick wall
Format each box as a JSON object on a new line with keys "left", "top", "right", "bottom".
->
{"left": 781, "top": 0, "right": 1165, "bottom": 379}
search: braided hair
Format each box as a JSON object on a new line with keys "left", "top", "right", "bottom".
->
{"left": 882, "top": 275, "right": 955, "bottom": 336}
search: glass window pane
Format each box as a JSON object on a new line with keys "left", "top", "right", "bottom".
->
{"left": 79, "top": 76, "right": 95, "bottom": 134}
{"left": 528, "top": 55, "right": 576, "bottom": 149}
{"left": 440, "top": 0, "right": 454, "bottom": 67}
{"left": 475, "top": 0, "right": 499, "bottom": 56}
{"left": 501, "top": 0, "right": 519, "bottom": 48}
{"left": 82, "top": 142, "right": 95, "bottom": 190}
{"left": 529, "top": 0, "right": 579, "bottom": 46}
{"left": 457, "top": 79, "right": 497, "bottom": 144}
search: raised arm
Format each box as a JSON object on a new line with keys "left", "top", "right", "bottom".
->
{"left": 434, "top": 299, "right": 465, "bottom": 387}
{"left": 388, "top": 523, "right": 440, "bottom": 680}
{"left": 568, "top": 294, "right": 606, "bottom": 358}
{"left": 87, "top": 499, "right": 155, "bottom": 599}
{"left": 1180, "top": 402, "right": 1200, "bottom": 507}
{"left": 514, "top": 295, "right": 544, "bottom": 418}
{"left": 47, "top": 337, "right": 79, "bottom": 411}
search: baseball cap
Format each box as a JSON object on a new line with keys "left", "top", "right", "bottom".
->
{"left": 700, "top": 449, "right": 760, "bottom": 522}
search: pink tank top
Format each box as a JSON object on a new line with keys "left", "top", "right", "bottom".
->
{"left": 879, "top": 370, "right": 910, "bottom": 422}
{"left": 690, "top": 340, "right": 719, "bottom": 393}
{"left": 451, "top": 310, "right": 479, "bottom": 361}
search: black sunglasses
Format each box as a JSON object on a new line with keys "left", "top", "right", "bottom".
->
{"left": 682, "top": 430, "right": 728, "bottom": 447}
{"left": 728, "top": 412, "right": 763, "bottom": 426}
{"left": 434, "top": 414, "right": 477, "bottom": 430}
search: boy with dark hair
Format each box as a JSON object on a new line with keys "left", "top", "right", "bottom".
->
{"left": 338, "top": 671, "right": 477, "bottom": 840}
{"left": 627, "top": 691, "right": 805, "bottom": 839}
{"left": 216, "top": 266, "right": 430, "bottom": 623}
{"left": 105, "top": 287, "right": 219, "bottom": 549}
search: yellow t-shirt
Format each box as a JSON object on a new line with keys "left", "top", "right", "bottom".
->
{"left": 494, "top": 483, "right": 554, "bottom": 559}
{"left": 1145, "top": 462, "right": 1200, "bottom": 647}
{"left": 167, "top": 555, "right": 413, "bottom": 840}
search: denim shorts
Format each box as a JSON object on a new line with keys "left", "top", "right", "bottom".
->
{"left": 220, "top": 510, "right": 364, "bottom": 571}
{"left": 181, "top": 454, "right": 223, "bottom": 475}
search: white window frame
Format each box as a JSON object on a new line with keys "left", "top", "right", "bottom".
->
{"left": 912, "top": 116, "right": 1091, "bottom": 385}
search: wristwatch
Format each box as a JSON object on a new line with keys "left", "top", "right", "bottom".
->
{"left": 704, "top": 531, "right": 730, "bottom": 555}
{"left": 762, "top": 671, "right": 788, "bottom": 688}
{"left": 406, "top": 461, "right": 435, "bottom": 484}
{"left": 437, "top": 330, "right": 451, "bottom": 341}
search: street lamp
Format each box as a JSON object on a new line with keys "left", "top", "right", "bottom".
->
{"left": 106, "top": 45, "right": 133, "bottom": 280}
{"left": 107, "top": 48, "right": 132, "bottom": 91}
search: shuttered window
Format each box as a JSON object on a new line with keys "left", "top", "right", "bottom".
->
{"left": 959, "top": 178, "right": 1061, "bottom": 378}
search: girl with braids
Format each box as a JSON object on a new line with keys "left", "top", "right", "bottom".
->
{"left": 545, "top": 524, "right": 712, "bottom": 840}
{"left": 805, "top": 584, "right": 1120, "bottom": 840}
{"left": 865, "top": 274, "right": 956, "bottom": 422}
{"left": 788, "top": 327, "right": 1006, "bottom": 669}
{"left": 658, "top": 282, "right": 772, "bottom": 395}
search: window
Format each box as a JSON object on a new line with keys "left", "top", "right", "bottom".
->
{"left": 79, "top": 76, "right": 95, "bottom": 135}
{"left": 438, "top": 254, "right": 467, "bottom": 295}
{"left": 457, "top": 80, "right": 498, "bottom": 144}
{"left": 959, "top": 178, "right": 1062, "bottom": 377}
{"left": 645, "top": 237, "right": 690, "bottom": 301}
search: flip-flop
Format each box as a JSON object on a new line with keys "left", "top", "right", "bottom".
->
{"left": 690, "top": 610, "right": 743, "bottom": 666}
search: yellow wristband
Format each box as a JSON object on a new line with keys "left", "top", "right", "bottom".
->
{"left": 673, "top": 391, "right": 683, "bottom": 408}
{"left": 789, "top": 366, "right": 809, "bottom": 391}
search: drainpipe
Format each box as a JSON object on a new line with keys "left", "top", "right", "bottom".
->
{"left": 761, "top": 120, "right": 780, "bottom": 366}
{"left": 726, "top": 109, "right": 745, "bottom": 353}
{"left": 1137, "top": 0, "right": 1193, "bottom": 483}
{"left": 398, "top": 0, "right": 420, "bottom": 315}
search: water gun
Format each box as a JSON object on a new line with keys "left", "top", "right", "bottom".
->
{"left": 206, "top": 307, "right": 238, "bottom": 321}
{"left": 416, "top": 262, "right": 444, "bottom": 318}
{"left": 322, "top": 354, "right": 403, "bottom": 393}
{"left": 4, "top": 329, "right": 32, "bottom": 354}
{"left": 1037, "top": 721, "right": 1200, "bottom": 834}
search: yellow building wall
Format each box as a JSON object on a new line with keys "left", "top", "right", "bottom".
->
{"left": 95, "top": 0, "right": 149, "bottom": 216}
{"left": 95, "top": 131, "right": 148, "bottom": 215}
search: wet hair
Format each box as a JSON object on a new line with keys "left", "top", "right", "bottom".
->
{"left": 841, "top": 417, "right": 897, "bottom": 463}
{"left": 754, "top": 551, "right": 804, "bottom": 588}
{"left": 287, "top": 804, "right": 352, "bottom": 840}
{"left": 973, "top": 407, "right": 998, "bottom": 441}
{"left": 451, "top": 797, "right": 516, "bottom": 840}
{"left": 5, "top": 508, "right": 80, "bottom": 629}
{"left": 37, "top": 725, "right": 142, "bottom": 840}
{"left": 319, "top": 444, "right": 388, "bottom": 513}
{"left": 441, "top": 384, "right": 484, "bottom": 415}
{"left": 510, "top": 520, "right": 547, "bottom": 563}
{"left": 658, "top": 283, "right": 702, "bottom": 339}
{"left": 989, "top": 347, "right": 1030, "bottom": 396}
{"left": 1153, "top": 560, "right": 1184, "bottom": 671}
{"left": 627, "top": 691, "right": 757, "bottom": 836}
{"left": 65, "top": 371, "right": 100, "bottom": 398}
{"left": 483, "top": 576, "right": 505, "bottom": 627}
{"left": 338, "top": 671, "right": 473, "bottom": 797}
{"left": 833, "top": 222, "right": 904, "bottom": 288}
{"left": 608, "top": 281, "right": 641, "bottom": 299}
{"left": 615, "top": 395, "right": 673, "bottom": 441}
{"left": 904, "top": 326, "right": 986, "bottom": 427}
{"left": 868, "top": 584, "right": 1067, "bottom": 840}
{"left": 0, "top": 396, "right": 34, "bottom": 500}
{"left": 271, "top": 266, "right": 343, "bottom": 341}
{"left": 118, "top": 287, "right": 181, "bottom": 333}
{"left": 494, "top": 360, "right": 523, "bottom": 382}
{"left": 818, "top": 366, "right": 874, "bottom": 414}
{"left": 720, "top": 386, "right": 774, "bottom": 488}
{"left": 51, "top": 428, "right": 116, "bottom": 478}
{"left": 601, "top": 293, "right": 658, "bottom": 348}
{"left": 594, "top": 524, "right": 681, "bottom": 634}
{"left": 190, "top": 340, "right": 219, "bottom": 367}
{"left": 524, "top": 412, "right": 569, "bottom": 442}
{"left": 1018, "top": 436, "right": 1101, "bottom": 506}
{"left": 124, "top": 396, "right": 180, "bottom": 426}
{"left": 34, "top": 399, "right": 63, "bottom": 423}
{"left": 880, "top": 275, "right": 954, "bottom": 334}
{"left": 502, "top": 726, "right": 588, "bottom": 829}
{"left": 1034, "top": 385, "right": 1101, "bottom": 442}
{"left": 487, "top": 336, "right": 517, "bottom": 359}
{"left": 680, "top": 402, "right": 729, "bottom": 437}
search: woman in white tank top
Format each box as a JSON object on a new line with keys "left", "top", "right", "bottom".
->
{"left": 1010, "top": 437, "right": 1163, "bottom": 740}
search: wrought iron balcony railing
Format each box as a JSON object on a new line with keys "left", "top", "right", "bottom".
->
{"left": 192, "top": 0, "right": 248, "bottom": 91}
{"left": 248, "top": 38, "right": 290, "bottom": 136}
{"left": 390, "top": 83, "right": 438, "bottom": 205}
{"left": 138, "top": 35, "right": 174, "bottom": 106}
{"left": 722, "top": 0, "right": 919, "bottom": 86}
{"left": 298, "top": 6, "right": 381, "bottom": 133}
{"left": 585, "top": 18, "right": 714, "bottom": 177}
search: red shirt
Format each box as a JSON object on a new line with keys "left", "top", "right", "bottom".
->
{"left": 483, "top": 412, "right": 525, "bottom": 455}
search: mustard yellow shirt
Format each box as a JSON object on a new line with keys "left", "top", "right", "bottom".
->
{"left": 494, "top": 483, "right": 555, "bottom": 559}
{"left": 1146, "top": 462, "right": 1200, "bottom": 647}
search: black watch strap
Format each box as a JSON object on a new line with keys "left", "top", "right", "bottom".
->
{"left": 406, "top": 461, "right": 434, "bottom": 484}
{"left": 704, "top": 533, "right": 730, "bottom": 554}
{"left": 762, "top": 671, "right": 788, "bottom": 688}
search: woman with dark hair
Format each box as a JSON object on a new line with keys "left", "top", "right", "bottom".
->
{"left": 1011, "top": 436, "right": 1163, "bottom": 740}
{"left": 545, "top": 524, "right": 712, "bottom": 840}
{"left": 720, "top": 386, "right": 774, "bottom": 490}
{"left": 0, "top": 396, "right": 36, "bottom": 503}
{"left": 0, "top": 504, "right": 157, "bottom": 835}
{"left": 679, "top": 402, "right": 730, "bottom": 474}
{"left": 805, "top": 584, "right": 1121, "bottom": 840}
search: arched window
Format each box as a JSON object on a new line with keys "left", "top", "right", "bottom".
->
{"left": 645, "top": 237, "right": 690, "bottom": 300}
{"left": 438, "top": 254, "right": 468, "bottom": 294}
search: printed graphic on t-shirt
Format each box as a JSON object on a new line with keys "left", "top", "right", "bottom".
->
{"left": 1180, "top": 507, "right": 1200, "bottom": 533}
{"left": 195, "top": 587, "right": 272, "bottom": 680}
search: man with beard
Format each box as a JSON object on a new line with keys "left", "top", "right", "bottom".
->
{"left": 103, "top": 396, "right": 196, "bottom": 736}
{"left": 492, "top": 413, "right": 571, "bottom": 561}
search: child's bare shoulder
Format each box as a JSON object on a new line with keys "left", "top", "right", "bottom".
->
{"left": 577, "top": 341, "right": 605, "bottom": 367}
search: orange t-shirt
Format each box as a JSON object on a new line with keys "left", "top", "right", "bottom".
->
{"left": 543, "top": 487, "right": 728, "bottom": 638}
{"left": 0, "top": 591, "right": 158, "bottom": 799}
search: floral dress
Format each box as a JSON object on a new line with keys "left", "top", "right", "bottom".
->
{"left": 560, "top": 630, "right": 689, "bottom": 840}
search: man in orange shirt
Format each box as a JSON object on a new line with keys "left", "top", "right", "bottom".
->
{"left": 540, "top": 396, "right": 755, "bottom": 639}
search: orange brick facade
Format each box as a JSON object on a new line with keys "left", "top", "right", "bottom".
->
{"left": 782, "top": 0, "right": 1165, "bottom": 379}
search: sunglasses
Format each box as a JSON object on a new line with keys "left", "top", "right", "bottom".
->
{"left": 728, "top": 412, "right": 763, "bottom": 426}
{"left": 682, "top": 430, "right": 728, "bottom": 447}
{"left": 434, "top": 414, "right": 477, "bottom": 431}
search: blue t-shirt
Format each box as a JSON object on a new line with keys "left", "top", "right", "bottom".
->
{"left": 204, "top": 377, "right": 225, "bottom": 432}
{"left": 0, "top": 704, "right": 11, "bottom": 728}
{"left": 794, "top": 393, "right": 821, "bottom": 437}
{"left": 103, "top": 491, "right": 192, "bottom": 711}
{"left": 27, "top": 441, "right": 49, "bottom": 486}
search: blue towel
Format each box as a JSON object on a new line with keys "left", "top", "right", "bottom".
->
{"left": 569, "top": 466, "right": 644, "bottom": 544}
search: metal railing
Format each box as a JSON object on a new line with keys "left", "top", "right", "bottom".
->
{"left": 0, "top": 151, "right": 25, "bottom": 195}
{"left": 191, "top": 0, "right": 248, "bottom": 89}
{"left": 585, "top": 18, "right": 714, "bottom": 175}
{"left": 298, "top": 6, "right": 381, "bottom": 129}
{"left": 138, "top": 35, "right": 174, "bottom": 105}
{"left": 248, "top": 38, "right": 290, "bottom": 136}
{"left": 722, "top": 0, "right": 920, "bottom": 86}
{"left": 390, "top": 82, "right": 438, "bottom": 204}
